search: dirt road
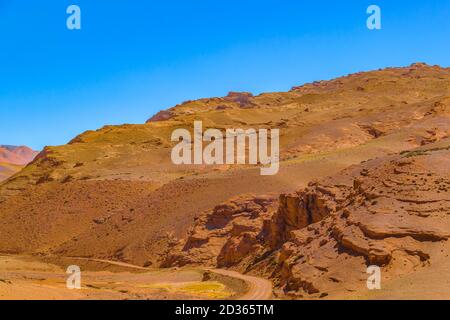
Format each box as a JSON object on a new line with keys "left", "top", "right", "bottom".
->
{"left": 69, "top": 257, "right": 151, "bottom": 271}
{"left": 68, "top": 257, "right": 273, "bottom": 300}
{"left": 210, "top": 269, "right": 273, "bottom": 300}
{"left": 71, "top": 257, "right": 273, "bottom": 300}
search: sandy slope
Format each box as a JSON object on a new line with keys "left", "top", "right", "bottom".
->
{"left": 0, "top": 162, "right": 23, "bottom": 182}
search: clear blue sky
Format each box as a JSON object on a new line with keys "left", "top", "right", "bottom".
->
{"left": 1, "top": 0, "right": 449, "bottom": 150}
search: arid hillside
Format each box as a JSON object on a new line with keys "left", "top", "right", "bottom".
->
{"left": 0, "top": 62, "right": 449, "bottom": 280}
{"left": 165, "top": 139, "right": 450, "bottom": 299}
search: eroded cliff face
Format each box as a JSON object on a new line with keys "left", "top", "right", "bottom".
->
{"left": 272, "top": 146, "right": 450, "bottom": 298}
{"left": 166, "top": 142, "right": 450, "bottom": 298}
{"left": 163, "top": 195, "right": 278, "bottom": 268}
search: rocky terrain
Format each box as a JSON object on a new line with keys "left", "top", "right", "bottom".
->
{"left": 165, "top": 140, "right": 450, "bottom": 298}
{"left": 0, "top": 146, "right": 38, "bottom": 181}
{"left": 0, "top": 63, "right": 449, "bottom": 299}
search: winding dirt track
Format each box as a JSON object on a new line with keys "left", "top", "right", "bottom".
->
{"left": 71, "top": 257, "right": 273, "bottom": 300}
{"left": 209, "top": 269, "right": 273, "bottom": 300}
{"left": 71, "top": 257, "right": 151, "bottom": 270}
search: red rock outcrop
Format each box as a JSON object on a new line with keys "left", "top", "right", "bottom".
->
{"left": 146, "top": 110, "right": 175, "bottom": 123}
{"left": 163, "top": 195, "right": 277, "bottom": 268}
{"left": 224, "top": 92, "right": 255, "bottom": 108}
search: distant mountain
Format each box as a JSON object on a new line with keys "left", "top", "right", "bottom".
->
{"left": 0, "top": 145, "right": 38, "bottom": 165}
{"left": 0, "top": 145, "right": 38, "bottom": 181}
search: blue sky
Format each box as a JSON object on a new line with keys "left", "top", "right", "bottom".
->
{"left": 1, "top": 0, "right": 449, "bottom": 150}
